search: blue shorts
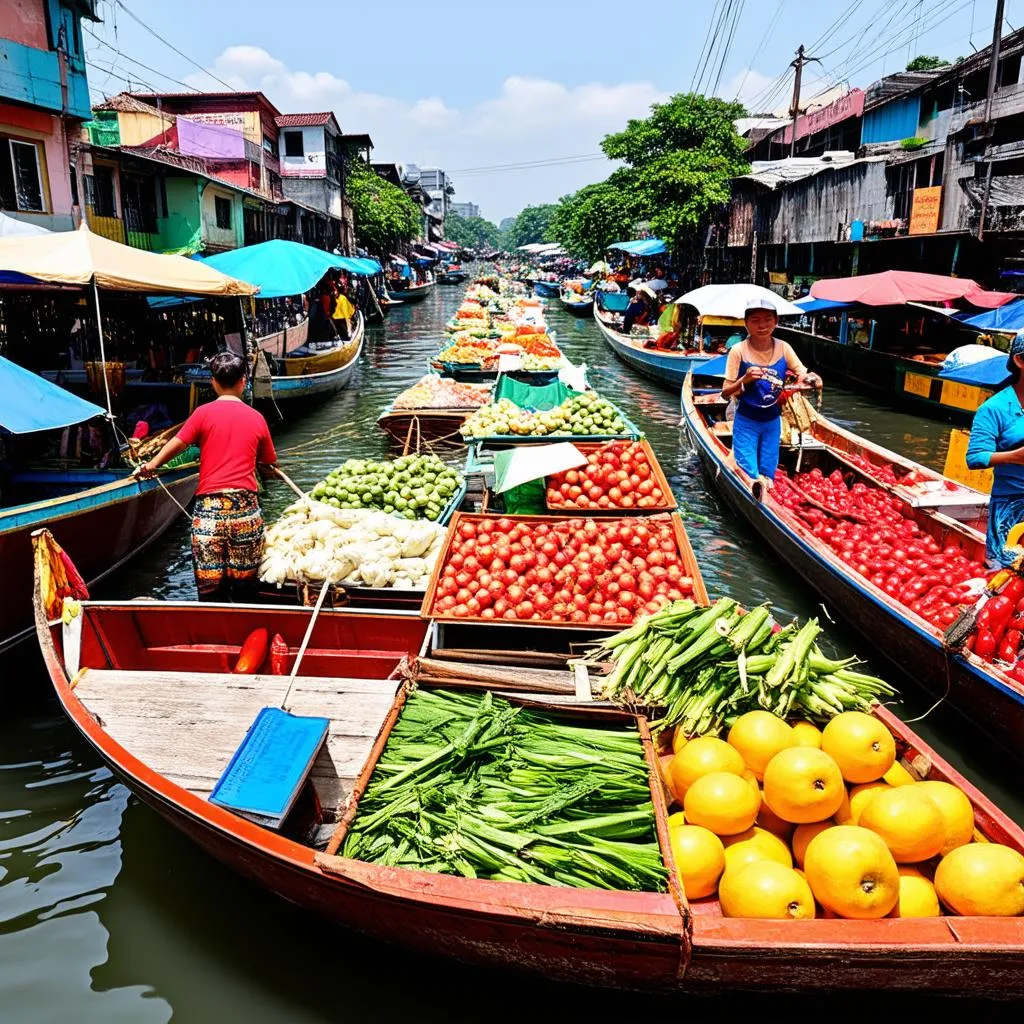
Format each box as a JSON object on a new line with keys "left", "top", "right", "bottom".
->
{"left": 733, "top": 412, "right": 781, "bottom": 480}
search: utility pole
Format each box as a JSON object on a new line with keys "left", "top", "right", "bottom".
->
{"left": 979, "top": 0, "right": 1006, "bottom": 240}
{"left": 789, "top": 45, "right": 821, "bottom": 159}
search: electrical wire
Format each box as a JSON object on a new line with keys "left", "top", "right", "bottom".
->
{"left": 690, "top": 0, "right": 726, "bottom": 92}
{"left": 84, "top": 23, "right": 199, "bottom": 93}
{"left": 710, "top": 0, "right": 747, "bottom": 96}
{"left": 694, "top": 0, "right": 735, "bottom": 94}
{"left": 733, "top": 0, "right": 785, "bottom": 101}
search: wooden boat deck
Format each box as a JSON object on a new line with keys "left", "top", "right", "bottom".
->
{"left": 74, "top": 668, "right": 399, "bottom": 819}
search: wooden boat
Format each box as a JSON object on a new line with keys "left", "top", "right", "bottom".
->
{"left": 31, "top": 529, "right": 1024, "bottom": 996}
{"left": 777, "top": 325, "right": 992, "bottom": 425}
{"left": 255, "top": 316, "right": 309, "bottom": 359}
{"left": 376, "top": 407, "right": 471, "bottom": 447}
{"left": 559, "top": 291, "right": 594, "bottom": 317}
{"left": 594, "top": 306, "right": 711, "bottom": 389}
{"left": 1, "top": 463, "right": 197, "bottom": 654}
{"left": 533, "top": 280, "right": 560, "bottom": 298}
{"left": 267, "top": 312, "right": 364, "bottom": 403}
{"left": 681, "top": 370, "right": 1024, "bottom": 757}
{"left": 437, "top": 268, "right": 468, "bottom": 285}
{"left": 389, "top": 280, "right": 434, "bottom": 304}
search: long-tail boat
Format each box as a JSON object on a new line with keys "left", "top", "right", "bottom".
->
{"left": 681, "top": 369, "right": 1024, "bottom": 758}
{"left": 30, "top": 529, "right": 1024, "bottom": 995}
{"left": 533, "top": 280, "right": 560, "bottom": 298}
{"left": 266, "top": 312, "right": 365, "bottom": 403}
{"left": 390, "top": 280, "right": 434, "bottom": 304}
{"left": 594, "top": 306, "right": 710, "bottom": 389}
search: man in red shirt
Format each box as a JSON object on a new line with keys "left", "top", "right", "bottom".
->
{"left": 140, "top": 352, "right": 278, "bottom": 602}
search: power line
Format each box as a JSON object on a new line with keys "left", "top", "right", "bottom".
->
{"left": 113, "top": 0, "right": 236, "bottom": 91}
{"left": 84, "top": 23, "right": 199, "bottom": 93}
{"left": 710, "top": 0, "right": 747, "bottom": 96}
{"left": 733, "top": 0, "right": 785, "bottom": 102}
{"left": 690, "top": 0, "right": 726, "bottom": 92}
{"left": 694, "top": 0, "right": 735, "bottom": 94}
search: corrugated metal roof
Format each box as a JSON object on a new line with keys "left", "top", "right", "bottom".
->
{"left": 737, "top": 152, "right": 884, "bottom": 190}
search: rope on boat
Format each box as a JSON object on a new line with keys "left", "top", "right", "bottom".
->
{"left": 902, "top": 653, "right": 953, "bottom": 724}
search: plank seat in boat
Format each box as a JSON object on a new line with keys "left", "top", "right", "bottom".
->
{"left": 710, "top": 420, "right": 733, "bottom": 438}
{"left": 73, "top": 668, "right": 399, "bottom": 819}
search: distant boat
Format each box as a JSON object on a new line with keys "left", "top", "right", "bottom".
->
{"left": 267, "top": 312, "right": 365, "bottom": 403}
{"left": 390, "top": 280, "right": 434, "bottom": 303}
{"left": 559, "top": 290, "right": 593, "bottom": 317}
{"left": 593, "top": 306, "right": 710, "bottom": 389}
{"left": 533, "top": 280, "right": 560, "bottom": 298}
{"left": 437, "top": 266, "right": 468, "bottom": 285}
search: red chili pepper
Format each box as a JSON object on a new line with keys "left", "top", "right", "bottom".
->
{"left": 1005, "top": 628, "right": 1023, "bottom": 653}
{"left": 1003, "top": 577, "right": 1024, "bottom": 603}
{"left": 232, "top": 627, "right": 269, "bottom": 674}
{"left": 998, "top": 640, "right": 1019, "bottom": 663}
{"left": 974, "top": 629, "right": 997, "bottom": 659}
{"left": 1013, "top": 663, "right": 1024, "bottom": 685}
{"left": 270, "top": 633, "right": 288, "bottom": 675}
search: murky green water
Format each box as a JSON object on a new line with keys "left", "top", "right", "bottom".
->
{"left": 1, "top": 282, "right": 1020, "bottom": 1019}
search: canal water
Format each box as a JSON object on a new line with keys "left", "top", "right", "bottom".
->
{"left": 1, "top": 281, "right": 1019, "bottom": 1020}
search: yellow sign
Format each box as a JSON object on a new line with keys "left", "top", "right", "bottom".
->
{"left": 943, "top": 428, "right": 993, "bottom": 494}
{"left": 940, "top": 380, "right": 991, "bottom": 413}
{"left": 768, "top": 272, "right": 788, "bottom": 286}
{"left": 909, "top": 186, "right": 943, "bottom": 235}
{"left": 903, "top": 371, "right": 933, "bottom": 398}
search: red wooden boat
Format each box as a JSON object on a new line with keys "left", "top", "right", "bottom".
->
{"left": 31, "top": 530, "right": 1024, "bottom": 995}
{"left": 680, "top": 371, "right": 1024, "bottom": 759}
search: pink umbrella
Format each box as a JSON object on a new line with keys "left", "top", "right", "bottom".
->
{"left": 810, "top": 270, "right": 1015, "bottom": 309}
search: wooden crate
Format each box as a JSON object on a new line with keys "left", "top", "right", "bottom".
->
{"left": 420, "top": 510, "right": 708, "bottom": 631}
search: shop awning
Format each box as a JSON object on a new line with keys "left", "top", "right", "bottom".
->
{"left": 0, "top": 223, "right": 256, "bottom": 296}
{"left": 389, "top": 254, "right": 409, "bottom": 266}
{"left": 938, "top": 346, "right": 1010, "bottom": 387}
{"left": 336, "top": 256, "right": 382, "bottom": 276}
{"left": 793, "top": 296, "right": 854, "bottom": 313}
{"left": 0, "top": 212, "right": 50, "bottom": 237}
{"left": 200, "top": 239, "right": 346, "bottom": 299}
{"left": 0, "top": 355, "right": 106, "bottom": 433}
{"left": 608, "top": 238, "right": 667, "bottom": 256}
{"left": 961, "top": 299, "right": 1024, "bottom": 332}
{"left": 810, "top": 270, "right": 1016, "bottom": 309}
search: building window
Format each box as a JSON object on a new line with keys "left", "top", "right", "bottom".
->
{"left": 89, "top": 165, "right": 117, "bottom": 217}
{"left": 0, "top": 137, "right": 46, "bottom": 213}
{"left": 123, "top": 175, "right": 159, "bottom": 234}
{"left": 214, "top": 195, "right": 232, "bottom": 230}
{"left": 283, "top": 131, "right": 304, "bottom": 158}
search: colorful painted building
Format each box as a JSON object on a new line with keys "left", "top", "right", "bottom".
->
{"left": 0, "top": 0, "right": 99, "bottom": 230}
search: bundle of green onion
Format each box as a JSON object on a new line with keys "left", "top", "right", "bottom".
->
{"left": 592, "top": 598, "right": 896, "bottom": 736}
{"left": 343, "top": 689, "right": 667, "bottom": 892}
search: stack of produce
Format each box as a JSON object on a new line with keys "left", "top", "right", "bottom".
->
{"left": 260, "top": 502, "right": 447, "bottom": 589}
{"left": 310, "top": 454, "right": 463, "bottom": 521}
{"left": 774, "top": 467, "right": 988, "bottom": 634}
{"left": 435, "top": 338, "right": 499, "bottom": 366}
{"left": 392, "top": 374, "right": 491, "bottom": 410}
{"left": 657, "top": 706, "right": 1023, "bottom": 919}
{"left": 343, "top": 688, "right": 667, "bottom": 891}
{"left": 430, "top": 514, "right": 695, "bottom": 623}
{"left": 594, "top": 598, "right": 896, "bottom": 734}
{"left": 841, "top": 453, "right": 976, "bottom": 500}
{"left": 547, "top": 440, "right": 669, "bottom": 511}
{"left": 460, "top": 392, "right": 629, "bottom": 440}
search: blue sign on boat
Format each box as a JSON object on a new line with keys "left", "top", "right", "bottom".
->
{"left": 210, "top": 707, "right": 329, "bottom": 829}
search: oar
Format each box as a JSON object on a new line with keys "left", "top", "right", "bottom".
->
{"left": 269, "top": 464, "right": 308, "bottom": 503}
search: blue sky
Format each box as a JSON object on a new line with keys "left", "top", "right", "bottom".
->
{"left": 84, "top": 0, "right": 1024, "bottom": 220}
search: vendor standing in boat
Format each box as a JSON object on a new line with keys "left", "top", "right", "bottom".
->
{"left": 138, "top": 352, "right": 279, "bottom": 602}
{"left": 966, "top": 332, "right": 1024, "bottom": 566}
{"left": 721, "top": 298, "right": 821, "bottom": 487}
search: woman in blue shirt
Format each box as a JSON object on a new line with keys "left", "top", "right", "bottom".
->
{"left": 965, "top": 333, "right": 1024, "bottom": 566}
{"left": 721, "top": 298, "right": 821, "bottom": 486}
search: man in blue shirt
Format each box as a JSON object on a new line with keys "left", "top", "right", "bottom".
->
{"left": 965, "top": 332, "right": 1024, "bottom": 566}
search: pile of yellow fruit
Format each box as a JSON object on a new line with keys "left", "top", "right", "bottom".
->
{"left": 660, "top": 710, "right": 1024, "bottom": 920}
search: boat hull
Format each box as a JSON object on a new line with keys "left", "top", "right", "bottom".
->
{"left": 1, "top": 469, "right": 197, "bottom": 653}
{"left": 268, "top": 314, "right": 364, "bottom": 403}
{"left": 681, "top": 381, "right": 1024, "bottom": 757}
{"left": 256, "top": 317, "right": 309, "bottom": 359}
{"left": 391, "top": 282, "right": 433, "bottom": 303}
{"left": 533, "top": 281, "right": 560, "bottom": 298}
{"left": 594, "top": 309, "right": 709, "bottom": 389}
{"left": 560, "top": 296, "right": 594, "bottom": 317}
{"left": 437, "top": 272, "right": 468, "bottom": 285}
{"left": 376, "top": 408, "right": 470, "bottom": 446}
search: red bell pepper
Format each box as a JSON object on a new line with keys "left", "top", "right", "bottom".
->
{"left": 270, "top": 633, "right": 289, "bottom": 675}
{"left": 232, "top": 627, "right": 269, "bottom": 674}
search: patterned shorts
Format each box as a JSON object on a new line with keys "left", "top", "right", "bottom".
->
{"left": 191, "top": 491, "right": 264, "bottom": 596}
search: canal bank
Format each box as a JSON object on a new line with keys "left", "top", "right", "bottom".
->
{"left": 1, "top": 282, "right": 1020, "bottom": 1020}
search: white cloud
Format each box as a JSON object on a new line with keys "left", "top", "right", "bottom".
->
{"left": 721, "top": 68, "right": 779, "bottom": 110}
{"left": 185, "top": 48, "right": 668, "bottom": 221}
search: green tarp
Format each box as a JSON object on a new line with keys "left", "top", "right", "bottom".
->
{"left": 494, "top": 374, "right": 575, "bottom": 410}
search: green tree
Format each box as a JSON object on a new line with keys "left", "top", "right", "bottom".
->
{"left": 548, "top": 181, "right": 639, "bottom": 261}
{"left": 348, "top": 161, "right": 422, "bottom": 255}
{"left": 444, "top": 212, "right": 504, "bottom": 250}
{"left": 906, "top": 55, "right": 950, "bottom": 72}
{"left": 504, "top": 204, "right": 559, "bottom": 249}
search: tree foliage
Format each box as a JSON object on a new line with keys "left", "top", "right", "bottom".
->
{"left": 548, "top": 93, "right": 749, "bottom": 262}
{"left": 444, "top": 212, "right": 504, "bottom": 250}
{"left": 503, "top": 204, "right": 559, "bottom": 249}
{"left": 906, "top": 55, "right": 950, "bottom": 72}
{"left": 348, "top": 161, "right": 422, "bottom": 255}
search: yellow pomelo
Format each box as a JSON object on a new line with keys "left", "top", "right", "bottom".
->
{"left": 859, "top": 786, "right": 945, "bottom": 863}
{"left": 791, "top": 820, "right": 834, "bottom": 868}
{"left": 820, "top": 711, "right": 896, "bottom": 784}
{"left": 727, "top": 711, "right": 796, "bottom": 780}
{"left": 668, "top": 736, "right": 744, "bottom": 799}
{"left": 896, "top": 866, "right": 940, "bottom": 918}
{"left": 934, "top": 843, "right": 1024, "bottom": 917}
{"left": 719, "top": 861, "right": 816, "bottom": 920}
{"left": 762, "top": 747, "right": 845, "bottom": 824}
{"left": 741, "top": 769, "right": 761, "bottom": 795}
{"left": 803, "top": 825, "right": 900, "bottom": 919}
{"left": 756, "top": 798, "right": 796, "bottom": 842}
{"left": 790, "top": 721, "right": 823, "bottom": 748}
{"left": 846, "top": 781, "right": 891, "bottom": 825}
{"left": 668, "top": 824, "right": 725, "bottom": 900}
{"left": 683, "top": 771, "right": 761, "bottom": 837}
{"left": 671, "top": 728, "right": 689, "bottom": 755}
{"left": 916, "top": 781, "right": 975, "bottom": 856}
{"left": 722, "top": 826, "right": 794, "bottom": 875}
{"left": 667, "top": 810, "right": 686, "bottom": 828}
{"left": 883, "top": 761, "right": 917, "bottom": 787}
